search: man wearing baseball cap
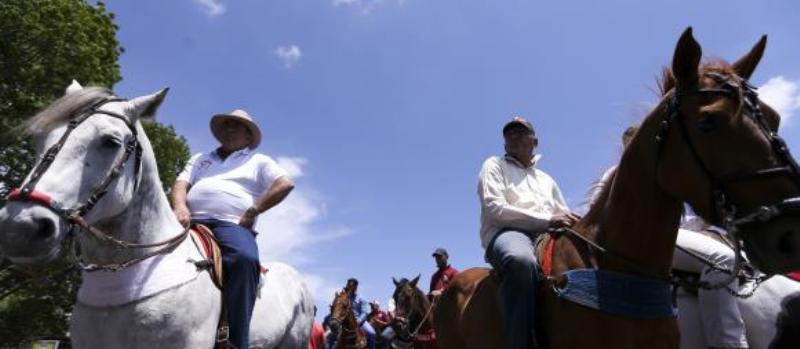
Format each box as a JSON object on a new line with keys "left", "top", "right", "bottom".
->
{"left": 429, "top": 248, "right": 458, "bottom": 297}
{"left": 171, "top": 109, "right": 294, "bottom": 349}
{"left": 478, "top": 117, "right": 580, "bottom": 349}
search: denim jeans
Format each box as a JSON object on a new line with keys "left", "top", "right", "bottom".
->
{"left": 361, "top": 320, "right": 376, "bottom": 349}
{"left": 194, "top": 219, "right": 260, "bottom": 349}
{"left": 486, "top": 230, "right": 540, "bottom": 349}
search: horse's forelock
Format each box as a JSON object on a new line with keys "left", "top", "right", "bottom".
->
{"left": 24, "top": 87, "right": 113, "bottom": 135}
{"left": 658, "top": 59, "right": 736, "bottom": 97}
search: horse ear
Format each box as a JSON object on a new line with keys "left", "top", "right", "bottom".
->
{"left": 732, "top": 35, "right": 767, "bottom": 80}
{"left": 671, "top": 27, "right": 702, "bottom": 90}
{"left": 65, "top": 80, "right": 83, "bottom": 95}
{"left": 411, "top": 274, "right": 420, "bottom": 287}
{"left": 393, "top": 277, "right": 399, "bottom": 287}
{"left": 128, "top": 88, "right": 169, "bottom": 121}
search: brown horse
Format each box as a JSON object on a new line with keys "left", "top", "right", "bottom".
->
{"left": 434, "top": 27, "right": 800, "bottom": 349}
{"left": 390, "top": 276, "right": 438, "bottom": 349}
{"left": 331, "top": 289, "right": 367, "bottom": 349}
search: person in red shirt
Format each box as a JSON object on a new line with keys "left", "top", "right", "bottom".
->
{"left": 429, "top": 248, "right": 459, "bottom": 297}
{"left": 309, "top": 306, "right": 325, "bottom": 349}
{"left": 367, "top": 300, "right": 391, "bottom": 328}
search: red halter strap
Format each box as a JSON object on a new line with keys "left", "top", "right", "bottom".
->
{"left": 8, "top": 188, "right": 57, "bottom": 210}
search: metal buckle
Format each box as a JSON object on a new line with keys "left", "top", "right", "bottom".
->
{"left": 216, "top": 325, "right": 230, "bottom": 343}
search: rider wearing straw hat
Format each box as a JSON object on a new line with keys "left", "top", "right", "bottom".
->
{"left": 171, "top": 109, "right": 295, "bottom": 349}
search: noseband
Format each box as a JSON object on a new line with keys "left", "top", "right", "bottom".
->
{"left": 6, "top": 96, "right": 189, "bottom": 271}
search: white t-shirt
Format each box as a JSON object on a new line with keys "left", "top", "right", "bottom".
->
{"left": 177, "top": 148, "right": 287, "bottom": 224}
{"left": 477, "top": 154, "right": 570, "bottom": 249}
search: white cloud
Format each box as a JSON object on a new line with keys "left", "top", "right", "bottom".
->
{"left": 332, "top": 0, "right": 405, "bottom": 14}
{"left": 254, "top": 157, "right": 351, "bottom": 307}
{"left": 276, "top": 157, "right": 307, "bottom": 178}
{"left": 759, "top": 76, "right": 800, "bottom": 126}
{"left": 193, "top": 0, "right": 226, "bottom": 16}
{"left": 274, "top": 45, "right": 303, "bottom": 69}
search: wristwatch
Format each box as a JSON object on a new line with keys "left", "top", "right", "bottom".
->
{"left": 244, "top": 206, "right": 259, "bottom": 218}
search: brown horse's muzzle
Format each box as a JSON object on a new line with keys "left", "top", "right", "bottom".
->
{"left": 738, "top": 198, "right": 800, "bottom": 274}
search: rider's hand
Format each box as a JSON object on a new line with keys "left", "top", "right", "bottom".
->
{"left": 549, "top": 212, "right": 580, "bottom": 229}
{"left": 239, "top": 207, "right": 258, "bottom": 230}
{"left": 173, "top": 205, "right": 191, "bottom": 227}
{"left": 430, "top": 290, "right": 442, "bottom": 297}
{"left": 238, "top": 214, "right": 255, "bottom": 230}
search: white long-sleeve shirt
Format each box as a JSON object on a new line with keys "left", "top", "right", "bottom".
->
{"left": 478, "top": 154, "right": 570, "bottom": 249}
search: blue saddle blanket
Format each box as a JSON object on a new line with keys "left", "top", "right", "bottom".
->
{"left": 552, "top": 268, "right": 677, "bottom": 318}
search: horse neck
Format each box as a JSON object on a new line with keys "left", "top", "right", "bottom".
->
{"left": 339, "top": 306, "right": 361, "bottom": 342}
{"left": 409, "top": 288, "right": 433, "bottom": 330}
{"left": 79, "top": 127, "right": 185, "bottom": 263}
{"left": 593, "top": 103, "right": 683, "bottom": 278}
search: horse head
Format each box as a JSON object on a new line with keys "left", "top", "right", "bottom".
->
{"left": 0, "top": 81, "right": 168, "bottom": 265}
{"left": 654, "top": 27, "right": 800, "bottom": 273}
{"left": 330, "top": 289, "right": 352, "bottom": 332}
{"left": 391, "top": 275, "right": 429, "bottom": 341}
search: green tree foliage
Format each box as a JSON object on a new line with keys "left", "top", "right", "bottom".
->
{"left": 142, "top": 121, "right": 191, "bottom": 192}
{"left": 0, "top": 0, "right": 122, "bottom": 200}
{"left": 0, "top": 1, "right": 191, "bottom": 346}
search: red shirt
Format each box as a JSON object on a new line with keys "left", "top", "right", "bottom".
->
{"left": 369, "top": 310, "right": 391, "bottom": 326}
{"left": 309, "top": 321, "right": 325, "bottom": 349}
{"left": 430, "top": 265, "right": 459, "bottom": 293}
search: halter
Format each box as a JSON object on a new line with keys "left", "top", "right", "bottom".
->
{"left": 8, "top": 97, "right": 142, "bottom": 220}
{"left": 657, "top": 71, "right": 800, "bottom": 284}
{"left": 6, "top": 96, "right": 189, "bottom": 272}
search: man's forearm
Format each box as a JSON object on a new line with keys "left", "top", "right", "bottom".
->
{"left": 485, "top": 201, "right": 551, "bottom": 232}
{"left": 251, "top": 177, "right": 294, "bottom": 214}
{"left": 170, "top": 181, "right": 190, "bottom": 209}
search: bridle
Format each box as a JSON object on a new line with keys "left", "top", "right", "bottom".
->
{"left": 6, "top": 96, "right": 189, "bottom": 272}
{"left": 656, "top": 71, "right": 800, "bottom": 285}
{"left": 391, "top": 285, "right": 435, "bottom": 346}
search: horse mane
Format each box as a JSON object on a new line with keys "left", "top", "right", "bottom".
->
{"left": 24, "top": 87, "right": 113, "bottom": 134}
{"left": 580, "top": 59, "right": 737, "bottom": 232}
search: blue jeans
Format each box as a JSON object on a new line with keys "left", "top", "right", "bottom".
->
{"left": 486, "top": 230, "right": 540, "bottom": 349}
{"left": 362, "top": 320, "right": 376, "bottom": 349}
{"left": 194, "top": 219, "right": 260, "bottom": 349}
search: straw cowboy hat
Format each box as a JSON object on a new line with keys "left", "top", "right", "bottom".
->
{"left": 210, "top": 109, "right": 262, "bottom": 149}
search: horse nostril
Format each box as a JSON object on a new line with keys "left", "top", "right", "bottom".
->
{"left": 33, "top": 218, "right": 56, "bottom": 241}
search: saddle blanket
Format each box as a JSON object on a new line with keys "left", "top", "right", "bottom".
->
{"left": 552, "top": 268, "right": 677, "bottom": 318}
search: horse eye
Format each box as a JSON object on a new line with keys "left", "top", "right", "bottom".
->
{"left": 102, "top": 136, "right": 122, "bottom": 149}
{"left": 697, "top": 116, "right": 717, "bottom": 133}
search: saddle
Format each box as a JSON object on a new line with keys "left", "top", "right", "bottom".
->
{"left": 189, "top": 224, "right": 225, "bottom": 289}
{"left": 189, "top": 224, "right": 269, "bottom": 289}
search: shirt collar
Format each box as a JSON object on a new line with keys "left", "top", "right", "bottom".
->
{"left": 213, "top": 147, "right": 251, "bottom": 160}
{"left": 504, "top": 153, "right": 542, "bottom": 169}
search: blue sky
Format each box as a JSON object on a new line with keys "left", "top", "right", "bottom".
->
{"left": 105, "top": 0, "right": 800, "bottom": 318}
